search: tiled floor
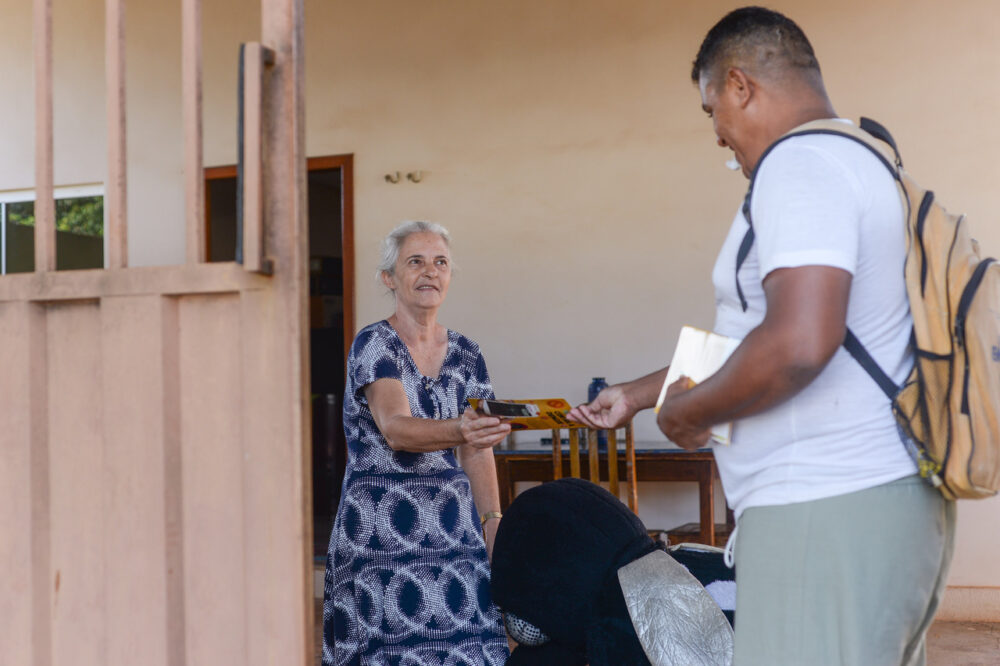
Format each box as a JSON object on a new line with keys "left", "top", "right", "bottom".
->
{"left": 311, "top": 597, "right": 999, "bottom": 666}
{"left": 927, "top": 621, "right": 1000, "bottom": 665}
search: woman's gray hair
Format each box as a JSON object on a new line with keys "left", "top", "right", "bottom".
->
{"left": 376, "top": 220, "right": 451, "bottom": 280}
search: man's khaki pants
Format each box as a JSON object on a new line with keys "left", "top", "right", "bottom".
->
{"left": 732, "top": 475, "right": 956, "bottom": 666}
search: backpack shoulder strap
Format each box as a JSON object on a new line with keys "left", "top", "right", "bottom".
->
{"left": 843, "top": 329, "right": 900, "bottom": 399}
{"left": 735, "top": 118, "right": 902, "bottom": 313}
{"left": 780, "top": 118, "right": 902, "bottom": 174}
{"left": 858, "top": 117, "right": 903, "bottom": 167}
{"left": 736, "top": 117, "right": 908, "bottom": 396}
{"left": 735, "top": 195, "right": 755, "bottom": 312}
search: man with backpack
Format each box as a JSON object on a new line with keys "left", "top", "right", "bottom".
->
{"left": 569, "top": 7, "right": 957, "bottom": 664}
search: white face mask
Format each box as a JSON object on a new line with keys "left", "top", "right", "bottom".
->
{"left": 502, "top": 610, "right": 550, "bottom": 646}
{"left": 725, "top": 158, "right": 741, "bottom": 171}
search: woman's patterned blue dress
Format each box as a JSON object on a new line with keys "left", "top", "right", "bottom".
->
{"left": 322, "top": 320, "right": 509, "bottom": 666}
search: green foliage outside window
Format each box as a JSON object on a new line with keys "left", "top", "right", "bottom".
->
{"left": 7, "top": 196, "right": 104, "bottom": 237}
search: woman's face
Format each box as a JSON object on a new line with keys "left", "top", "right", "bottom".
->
{"left": 383, "top": 231, "right": 452, "bottom": 313}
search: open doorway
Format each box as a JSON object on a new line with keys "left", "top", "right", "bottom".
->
{"left": 205, "top": 155, "right": 354, "bottom": 561}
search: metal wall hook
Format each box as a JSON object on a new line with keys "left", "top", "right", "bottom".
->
{"left": 384, "top": 172, "right": 401, "bottom": 184}
{"left": 406, "top": 171, "right": 424, "bottom": 183}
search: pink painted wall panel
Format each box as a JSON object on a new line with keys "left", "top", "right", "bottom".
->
{"left": 47, "top": 301, "right": 106, "bottom": 666}
{"left": 178, "top": 293, "right": 248, "bottom": 665}
{"left": 240, "top": 288, "right": 311, "bottom": 664}
{"left": 0, "top": 302, "right": 36, "bottom": 665}
{"left": 100, "top": 295, "right": 171, "bottom": 666}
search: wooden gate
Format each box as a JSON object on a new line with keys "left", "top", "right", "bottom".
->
{"left": 0, "top": 0, "right": 312, "bottom": 664}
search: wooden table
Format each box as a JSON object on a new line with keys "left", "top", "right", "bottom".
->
{"left": 493, "top": 447, "right": 733, "bottom": 546}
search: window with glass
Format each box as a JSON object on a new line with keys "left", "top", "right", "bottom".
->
{"left": 0, "top": 186, "right": 105, "bottom": 273}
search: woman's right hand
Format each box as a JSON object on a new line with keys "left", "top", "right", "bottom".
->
{"left": 459, "top": 408, "right": 511, "bottom": 449}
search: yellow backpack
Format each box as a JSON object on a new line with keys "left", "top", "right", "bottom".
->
{"left": 739, "top": 117, "right": 1000, "bottom": 499}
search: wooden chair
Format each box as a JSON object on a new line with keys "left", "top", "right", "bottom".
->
{"left": 548, "top": 422, "right": 639, "bottom": 513}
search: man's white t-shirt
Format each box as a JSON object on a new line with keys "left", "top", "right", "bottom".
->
{"left": 711, "top": 122, "right": 917, "bottom": 518}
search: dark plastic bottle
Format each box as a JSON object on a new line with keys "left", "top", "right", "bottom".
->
{"left": 588, "top": 377, "right": 609, "bottom": 451}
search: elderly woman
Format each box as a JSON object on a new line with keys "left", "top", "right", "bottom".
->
{"left": 322, "top": 221, "right": 511, "bottom": 666}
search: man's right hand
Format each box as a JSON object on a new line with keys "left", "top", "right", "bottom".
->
{"left": 566, "top": 384, "right": 634, "bottom": 430}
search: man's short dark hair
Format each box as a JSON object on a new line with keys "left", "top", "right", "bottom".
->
{"left": 691, "top": 7, "right": 820, "bottom": 85}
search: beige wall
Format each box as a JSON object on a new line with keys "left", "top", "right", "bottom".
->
{"left": 1, "top": 0, "right": 999, "bottom": 605}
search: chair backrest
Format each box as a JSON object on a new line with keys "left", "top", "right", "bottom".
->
{"left": 550, "top": 423, "right": 638, "bottom": 512}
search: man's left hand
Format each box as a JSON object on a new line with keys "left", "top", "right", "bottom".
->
{"left": 656, "top": 377, "right": 712, "bottom": 450}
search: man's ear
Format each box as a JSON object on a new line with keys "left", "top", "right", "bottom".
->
{"left": 725, "top": 67, "right": 754, "bottom": 109}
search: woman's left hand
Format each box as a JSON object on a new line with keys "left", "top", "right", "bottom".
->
{"left": 459, "top": 408, "right": 511, "bottom": 449}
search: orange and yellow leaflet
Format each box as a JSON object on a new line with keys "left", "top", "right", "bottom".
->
{"left": 466, "top": 398, "right": 586, "bottom": 431}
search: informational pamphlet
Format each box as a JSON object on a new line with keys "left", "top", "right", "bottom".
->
{"left": 655, "top": 325, "right": 740, "bottom": 445}
{"left": 466, "top": 398, "right": 586, "bottom": 431}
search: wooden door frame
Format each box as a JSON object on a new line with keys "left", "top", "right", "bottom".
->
{"left": 205, "top": 154, "right": 355, "bottom": 361}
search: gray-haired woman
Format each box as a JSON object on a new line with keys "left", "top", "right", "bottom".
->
{"left": 321, "top": 221, "right": 510, "bottom": 666}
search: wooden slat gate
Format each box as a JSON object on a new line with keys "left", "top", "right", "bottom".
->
{"left": 0, "top": 0, "right": 313, "bottom": 664}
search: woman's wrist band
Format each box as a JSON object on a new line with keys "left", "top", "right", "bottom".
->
{"left": 480, "top": 511, "right": 502, "bottom": 526}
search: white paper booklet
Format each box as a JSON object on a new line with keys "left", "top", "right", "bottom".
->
{"left": 655, "top": 325, "right": 740, "bottom": 445}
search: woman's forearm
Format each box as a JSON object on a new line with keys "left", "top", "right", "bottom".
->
{"left": 366, "top": 380, "right": 509, "bottom": 452}
{"left": 458, "top": 445, "right": 502, "bottom": 558}
{"left": 379, "top": 414, "right": 465, "bottom": 453}
{"left": 458, "top": 445, "right": 502, "bottom": 515}
{"left": 366, "top": 379, "right": 465, "bottom": 452}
